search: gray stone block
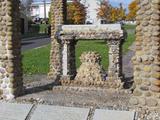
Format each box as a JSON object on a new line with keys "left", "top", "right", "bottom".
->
{"left": 93, "top": 109, "right": 135, "bottom": 120}
{"left": 0, "top": 102, "right": 33, "bottom": 120}
{"left": 30, "top": 105, "right": 90, "bottom": 120}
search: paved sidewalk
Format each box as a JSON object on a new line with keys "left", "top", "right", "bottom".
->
{"left": 22, "top": 37, "right": 50, "bottom": 51}
{"left": 0, "top": 102, "right": 135, "bottom": 120}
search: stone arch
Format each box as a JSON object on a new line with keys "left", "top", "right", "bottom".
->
{"left": 48, "top": 0, "right": 125, "bottom": 81}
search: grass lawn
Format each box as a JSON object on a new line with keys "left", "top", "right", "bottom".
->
{"left": 76, "top": 40, "right": 109, "bottom": 69}
{"left": 123, "top": 24, "right": 136, "bottom": 30}
{"left": 22, "top": 45, "right": 50, "bottom": 74}
{"left": 22, "top": 25, "right": 135, "bottom": 75}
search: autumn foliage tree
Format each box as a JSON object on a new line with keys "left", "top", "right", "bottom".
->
{"left": 97, "top": 0, "right": 126, "bottom": 23}
{"left": 126, "top": 0, "right": 138, "bottom": 21}
{"left": 110, "top": 3, "right": 126, "bottom": 22}
{"left": 67, "top": 0, "right": 86, "bottom": 24}
{"left": 97, "top": 0, "right": 112, "bottom": 23}
{"left": 118, "top": 3, "right": 126, "bottom": 21}
{"left": 110, "top": 7, "right": 118, "bottom": 22}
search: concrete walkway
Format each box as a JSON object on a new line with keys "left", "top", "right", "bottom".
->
{"left": 0, "top": 102, "right": 135, "bottom": 120}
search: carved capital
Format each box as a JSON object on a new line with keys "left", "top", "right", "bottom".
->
{"left": 60, "top": 34, "right": 77, "bottom": 45}
{"left": 107, "top": 40, "right": 120, "bottom": 54}
{"left": 107, "top": 39, "right": 121, "bottom": 46}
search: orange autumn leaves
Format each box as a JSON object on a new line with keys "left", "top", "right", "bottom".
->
{"left": 97, "top": 0, "right": 126, "bottom": 23}
{"left": 66, "top": 0, "right": 138, "bottom": 24}
{"left": 126, "top": 0, "right": 138, "bottom": 21}
{"left": 97, "top": 0, "right": 112, "bottom": 22}
{"left": 67, "top": 0, "right": 86, "bottom": 24}
{"left": 97, "top": 0, "right": 138, "bottom": 22}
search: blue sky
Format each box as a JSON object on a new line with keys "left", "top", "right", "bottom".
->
{"left": 110, "top": 0, "right": 132, "bottom": 8}
{"left": 33, "top": 0, "right": 133, "bottom": 9}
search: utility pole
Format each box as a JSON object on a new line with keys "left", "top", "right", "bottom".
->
{"left": 43, "top": 0, "right": 46, "bottom": 23}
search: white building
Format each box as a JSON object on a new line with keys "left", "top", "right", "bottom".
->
{"left": 30, "top": 1, "right": 51, "bottom": 19}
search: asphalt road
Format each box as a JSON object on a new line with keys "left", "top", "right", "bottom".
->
{"left": 21, "top": 37, "right": 51, "bottom": 51}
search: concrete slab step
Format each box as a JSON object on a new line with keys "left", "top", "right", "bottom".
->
{"left": 0, "top": 102, "right": 33, "bottom": 120}
{"left": 30, "top": 105, "right": 90, "bottom": 120}
{"left": 0, "top": 102, "right": 136, "bottom": 120}
{"left": 93, "top": 109, "right": 135, "bottom": 120}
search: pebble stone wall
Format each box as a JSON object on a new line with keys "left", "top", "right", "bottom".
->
{"left": 131, "top": 0, "right": 160, "bottom": 107}
{"left": 0, "top": 0, "right": 23, "bottom": 100}
{"left": 48, "top": 0, "right": 67, "bottom": 79}
{"left": 74, "top": 52, "right": 106, "bottom": 86}
{"left": 59, "top": 27, "right": 124, "bottom": 89}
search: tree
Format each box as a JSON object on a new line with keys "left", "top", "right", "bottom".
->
{"left": 117, "top": 3, "right": 126, "bottom": 21}
{"left": 97, "top": 0, "right": 126, "bottom": 23}
{"left": 97, "top": 0, "right": 112, "bottom": 23}
{"left": 110, "top": 7, "right": 118, "bottom": 22}
{"left": 20, "top": 0, "right": 33, "bottom": 17}
{"left": 67, "top": 0, "right": 87, "bottom": 24}
{"left": 126, "top": 0, "right": 138, "bottom": 21}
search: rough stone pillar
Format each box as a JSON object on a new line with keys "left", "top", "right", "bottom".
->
{"left": 0, "top": 0, "right": 23, "bottom": 100}
{"left": 107, "top": 40, "right": 123, "bottom": 81}
{"left": 49, "top": 0, "right": 67, "bottom": 79}
{"left": 131, "top": 0, "right": 160, "bottom": 107}
{"left": 61, "top": 35, "right": 77, "bottom": 80}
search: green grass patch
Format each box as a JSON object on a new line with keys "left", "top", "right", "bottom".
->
{"left": 122, "top": 24, "right": 135, "bottom": 53}
{"left": 22, "top": 45, "right": 50, "bottom": 75}
{"left": 123, "top": 24, "right": 136, "bottom": 30}
{"left": 22, "top": 25, "right": 135, "bottom": 75}
{"left": 123, "top": 33, "right": 135, "bottom": 53}
{"left": 76, "top": 40, "right": 109, "bottom": 69}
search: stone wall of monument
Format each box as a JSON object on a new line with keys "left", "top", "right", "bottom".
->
{"left": 59, "top": 26, "right": 125, "bottom": 89}
{"left": 0, "top": 0, "right": 23, "bottom": 100}
{"left": 131, "top": 0, "right": 160, "bottom": 107}
{"left": 48, "top": 0, "right": 67, "bottom": 79}
{"left": 74, "top": 52, "right": 105, "bottom": 86}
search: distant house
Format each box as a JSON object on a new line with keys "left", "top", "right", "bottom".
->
{"left": 30, "top": 1, "right": 51, "bottom": 20}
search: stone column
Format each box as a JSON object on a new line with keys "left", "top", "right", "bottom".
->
{"left": 107, "top": 40, "right": 123, "bottom": 81}
{"left": 0, "top": 0, "right": 23, "bottom": 100}
{"left": 61, "top": 35, "right": 77, "bottom": 80}
{"left": 131, "top": 0, "right": 160, "bottom": 107}
{"left": 49, "top": 0, "right": 67, "bottom": 79}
